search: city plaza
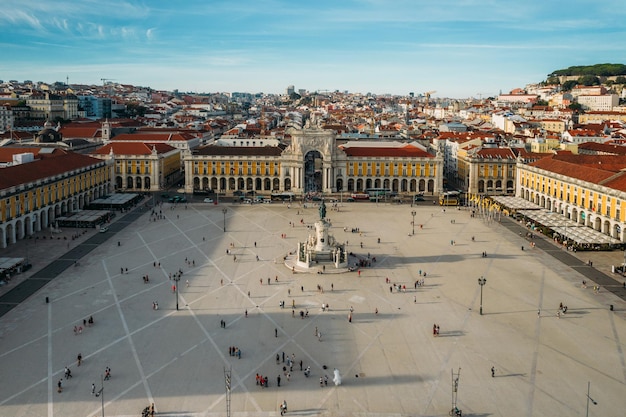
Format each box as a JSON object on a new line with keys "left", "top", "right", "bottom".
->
{"left": 0, "top": 198, "right": 625, "bottom": 417}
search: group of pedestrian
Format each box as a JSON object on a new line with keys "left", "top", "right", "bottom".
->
{"left": 256, "top": 374, "right": 269, "bottom": 387}
{"left": 432, "top": 324, "right": 440, "bottom": 336}
{"left": 73, "top": 316, "right": 94, "bottom": 335}
{"left": 229, "top": 346, "right": 242, "bottom": 359}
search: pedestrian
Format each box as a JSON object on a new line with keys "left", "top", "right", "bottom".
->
{"left": 277, "top": 374, "right": 281, "bottom": 387}
{"left": 537, "top": 309, "right": 541, "bottom": 318}
{"left": 245, "top": 309, "right": 248, "bottom": 317}
{"left": 186, "top": 279, "right": 189, "bottom": 287}
{"left": 91, "top": 383, "right": 96, "bottom": 395}
{"left": 320, "top": 376, "right": 324, "bottom": 387}
{"left": 275, "top": 328, "right": 278, "bottom": 338}
{"left": 491, "top": 366, "right": 495, "bottom": 377}
{"left": 324, "top": 375, "right": 328, "bottom": 386}
{"left": 276, "top": 354, "right": 280, "bottom": 364}
{"left": 300, "top": 360, "right": 303, "bottom": 371}
{"left": 77, "top": 353, "right": 82, "bottom": 366}
{"left": 57, "top": 379, "right": 63, "bottom": 393}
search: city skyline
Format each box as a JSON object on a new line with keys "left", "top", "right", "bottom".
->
{"left": 1, "top": 0, "right": 625, "bottom": 98}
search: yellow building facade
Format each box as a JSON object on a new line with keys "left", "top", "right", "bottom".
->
{"left": 517, "top": 155, "right": 626, "bottom": 242}
{"left": 0, "top": 153, "right": 111, "bottom": 248}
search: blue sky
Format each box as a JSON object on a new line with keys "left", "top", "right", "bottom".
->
{"left": 1, "top": 0, "right": 625, "bottom": 98}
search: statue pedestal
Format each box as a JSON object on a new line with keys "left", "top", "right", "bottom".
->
{"left": 314, "top": 220, "right": 330, "bottom": 252}
{"left": 290, "top": 215, "right": 348, "bottom": 272}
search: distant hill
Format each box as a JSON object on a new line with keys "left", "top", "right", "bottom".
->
{"left": 548, "top": 63, "right": 626, "bottom": 77}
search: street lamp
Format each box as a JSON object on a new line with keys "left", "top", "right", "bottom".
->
{"left": 222, "top": 208, "right": 228, "bottom": 233}
{"left": 411, "top": 211, "right": 416, "bottom": 235}
{"left": 586, "top": 381, "right": 597, "bottom": 417}
{"left": 173, "top": 274, "right": 181, "bottom": 311}
{"left": 478, "top": 276, "right": 487, "bottom": 315}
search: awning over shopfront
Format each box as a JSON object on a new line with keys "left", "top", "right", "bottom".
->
{"left": 518, "top": 209, "right": 620, "bottom": 245}
{"left": 491, "top": 196, "right": 542, "bottom": 211}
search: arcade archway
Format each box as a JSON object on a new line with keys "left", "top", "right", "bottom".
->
{"left": 304, "top": 150, "right": 323, "bottom": 193}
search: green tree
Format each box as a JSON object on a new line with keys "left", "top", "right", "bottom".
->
{"left": 546, "top": 76, "right": 560, "bottom": 85}
{"left": 536, "top": 100, "right": 549, "bottom": 106}
{"left": 578, "top": 75, "right": 600, "bottom": 86}
{"left": 615, "top": 76, "right": 626, "bottom": 84}
{"left": 568, "top": 102, "right": 583, "bottom": 111}
{"left": 125, "top": 102, "right": 147, "bottom": 117}
{"left": 562, "top": 80, "right": 578, "bottom": 91}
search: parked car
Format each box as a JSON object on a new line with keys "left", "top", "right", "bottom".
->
{"left": 203, "top": 198, "right": 214, "bottom": 203}
{"left": 99, "top": 226, "right": 109, "bottom": 233}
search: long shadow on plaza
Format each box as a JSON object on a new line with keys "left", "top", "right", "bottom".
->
{"left": 378, "top": 254, "right": 516, "bottom": 267}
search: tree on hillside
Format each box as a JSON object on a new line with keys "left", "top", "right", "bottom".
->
{"left": 568, "top": 102, "right": 583, "bottom": 111}
{"left": 578, "top": 75, "right": 600, "bottom": 86}
{"left": 124, "top": 102, "right": 147, "bottom": 117}
{"left": 615, "top": 76, "right": 626, "bottom": 84}
{"left": 549, "top": 63, "right": 626, "bottom": 77}
{"left": 562, "top": 80, "right": 578, "bottom": 91}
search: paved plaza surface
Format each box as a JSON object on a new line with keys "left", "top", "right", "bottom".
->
{"left": 1, "top": 200, "right": 625, "bottom": 417}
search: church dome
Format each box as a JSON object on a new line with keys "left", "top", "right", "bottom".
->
{"left": 36, "top": 121, "right": 62, "bottom": 143}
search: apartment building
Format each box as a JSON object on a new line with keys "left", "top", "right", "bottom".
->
{"left": 183, "top": 126, "right": 443, "bottom": 195}
{"left": 0, "top": 150, "right": 111, "bottom": 248}
{"left": 517, "top": 152, "right": 626, "bottom": 242}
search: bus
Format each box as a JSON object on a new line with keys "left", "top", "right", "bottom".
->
{"left": 350, "top": 193, "right": 370, "bottom": 200}
{"left": 365, "top": 188, "right": 392, "bottom": 197}
{"left": 271, "top": 192, "right": 295, "bottom": 201}
{"left": 439, "top": 191, "right": 461, "bottom": 206}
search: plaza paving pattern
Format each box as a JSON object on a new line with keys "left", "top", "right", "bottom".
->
{"left": 0, "top": 201, "right": 625, "bottom": 417}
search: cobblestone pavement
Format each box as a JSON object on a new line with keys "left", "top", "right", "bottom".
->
{"left": 0, "top": 201, "right": 625, "bottom": 417}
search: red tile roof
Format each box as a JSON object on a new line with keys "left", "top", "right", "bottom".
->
{"left": 0, "top": 152, "right": 105, "bottom": 190}
{"left": 341, "top": 145, "right": 433, "bottom": 158}
{"left": 110, "top": 132, "right": 197, "bottom": 142}
{"left": 59, "top": 125, "right": 102, "bottom": 139}
{"left": 529, "top": 154, "right": 626, "bottom": 186}
{"left": 474, "top": 148, "right": 516, "bottom": 159}
{"left": 578, "top": 142, "right": 626, "bottom": 155}
{"left": 194, "top": 145, "right": 284, "bottom": 157}
{"left": 92, "top": 142, "right": 177, "bottom": 155}
{"left": 0, "top": 147, "right": 65, "bottom": 163}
